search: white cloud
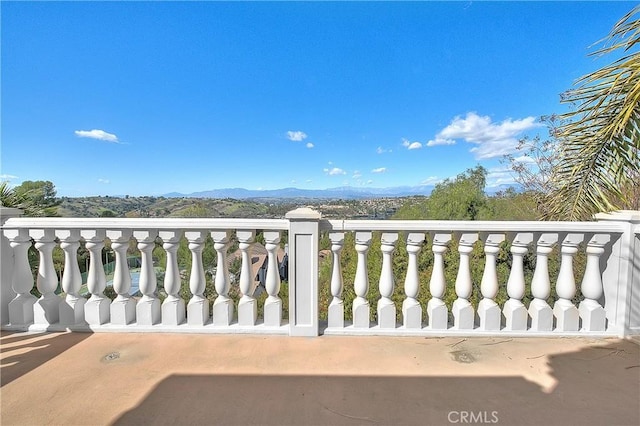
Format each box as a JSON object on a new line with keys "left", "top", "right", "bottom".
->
{"left": 352, "top": 171, "right": 362, "bottom": 179}
{"left": 306, "top": 142, "right": 314, "bottom": 149}
{"left": 371, "top": 167, "right": 387, "bottom": 174}
{"left": 420, "top": 176, "right": 442, "bottom": 186}
{"left": 324, "top": 167, "right": 346, "bottom": 176}
{"left": 75, "top": 129, "right": 119, "bottom": 143}
{"left": 98, "top": 178, "right": 110, "bottom": 184}
{"left": 486, "top": 166, "right": 518, "bottom": 187}
{"left": 426, "top": 137, "right": 456, "bottom": 147}
{"left": 376, "top": 146, "right": 392, "bottom": 154}
{"left": 513, "top": 155, "right": 536, "bottom": 164}
{"left": 367, "top": 180, "right": 373, "bottom": 184}
{"left": 286, "top": 130, "right": 307, "bottom": 142}
{"left": 0, "top": 174, "right": 18, "bottom": 180}
{"left": 402, "top": 138, "right": 422, "bottom": 150}
{"left": 430, "top": 112, "right": 541, "bottom": 159}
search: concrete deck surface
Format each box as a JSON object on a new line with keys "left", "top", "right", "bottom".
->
{"left": 1, "top": 331, "right": 638, "bottom": 426}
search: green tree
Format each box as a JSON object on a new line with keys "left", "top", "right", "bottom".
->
{"left": 547, "top": 6, "right": 640, "bottom": 220}
{"left": 100, "top": 209, "right": 117, "bottom": 217}
{"left": 6, "top": 180, "right": 60, "bottom": 216}
{"left": 1, "top": 180, "right": 59, "bottom": 216}
{"left": 429, "top": 166, "right": 488, "bottom": 220}
{"left": 396, "top": 166, "right": 489, "bottom": 221}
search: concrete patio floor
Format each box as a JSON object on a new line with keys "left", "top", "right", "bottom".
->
{"left": 1, "top": 331, "right": 638, "bottom": 426}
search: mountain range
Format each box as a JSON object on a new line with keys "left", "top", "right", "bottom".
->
{"left": 164, "top": 184, "right": 520, "bottom": 200}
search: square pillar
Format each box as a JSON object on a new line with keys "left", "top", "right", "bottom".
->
{"left": 286, "top": 207, "right": 321, "bottom": 336}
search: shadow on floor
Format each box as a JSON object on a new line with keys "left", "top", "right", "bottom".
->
{"left": 1, "top": 331, "right": 91, "bottom": 386}
{"left": 113, "top": 340, "right": 639, "bottom": 426}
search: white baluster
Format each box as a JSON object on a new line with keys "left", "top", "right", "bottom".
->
{"left": 30, "top": 229, "right": 60, "bottom": 325}
{"left": 211, "top": 230, "right": 233, "bottom": 326}
{"left": 478, "top": 233, "right": 505, "bottom": 331}
{"left": 353, "top": 232, "right": 372, "bottom": 328}
{"left": 4, "top": 229, "right": 37, "bottom": 326}
{"left": 159, "top": 230, "right": 184, "bottom": 326}
{"left": 377, "top": 233, "right": 398, "bottom": 329}
{"left": 402, "top": 233, "right": 425, "bottom": 329}
{"left": 57, "top": 229, "right": 86, "bottom": 326}
{"left": 452, "top": 233, "right": 478, "bottom": 330}
{"left": 579, "top": 234, "right": 610, "bottom": 331}
{"left": 186, "top": 231, "right": 209, "bottom": 326}
{"left": 82, "top": 229, "right": 110, "bottom": 325}
{"left": 134, "top": 230, "right": 160, "bottom": 325}
{"left": 236, "top": 230, "right": 257, "bottom": 326}
{"left": 503, "top": 233, "right": 533, "bottom": 331}
{"left": 328, "top": 232, "right": 345, "bottom": 328}
{"left": 553, "top": 234, "right": 584, "bottom": 331}
{"left": 427, "top": 233, "right": 451, "bottom": 330}
{"left": 107, "top": 230, "right": 135, "bottom": 325}
{"left": 529, "top": 233, "right": 558, "bottom": 331}
{"left": 264, "top": 231, "right": 282, "bottom": 327}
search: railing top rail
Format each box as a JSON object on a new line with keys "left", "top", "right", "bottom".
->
{"left": 321, "top": 219, "right": 625, "bottom": 234}
{"left": 2, "top": 216, "right": 629, "bottom": 235}
{"left": 2, "top": 217, "right": 289, "bottom": 231}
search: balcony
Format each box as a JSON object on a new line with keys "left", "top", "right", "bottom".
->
{"left": 2, "top": 207, "right": 639, "bottom": 337}
{"left": 1, "top": 331, "right": 639, "bottom": 425}
{"left": 1, "top": 207, "right": 639, "bottom": 424}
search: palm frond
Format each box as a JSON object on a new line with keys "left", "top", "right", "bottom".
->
{"left": 546, "top": 6, "right": 640, "bottom": 220}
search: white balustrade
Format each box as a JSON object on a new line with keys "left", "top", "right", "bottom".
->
{"left": 134, "top": 230, "right": 160, "bottom": 325}
{"left": 427, "top": 233, "right": 451, "bottom": 330}
{"left": 402, "top": 233, "right": 425, "bottom": 329}
{"left": 4, "top": 228, "right": 37, "bottom": 326}
{"left": 1, "top": 210, "right": 636, "bottom": 337}
{"left": 159, "top": 230, "right": 184, "bottom": 326}
{"left": 503, "top": 233, "right": 533, "bottom": 331}
{"left": 186, "top": 231, "right": 208, "bottom": 326}
{"left": 57, "top": 229, "right": 86, "bottom": 326}
{"left": 529, "top": 233, "right": 558, "bottom": 332}
{"left": 579, "top": 234, "right": 610, "bottom": 331}
{"left": 211, "top": 230, "right": 233, "bottom": 326}
{"left": 237, "top": 230, "right": 257, "bottom": 326}
{"left": 478, "top": 233, "right": 505, "bottom": 331}
{"left": 107, "top": 230, "right": 135, "bottom": 325}
{"left": 264, "top": 231, "right": 282, "bottom": 327}
{"left": 353, "top": 231, "right": 372, "bottom": 328}
{"left": 452, "top": 233, "right": 478, "bottom": 330}
{"left": 328, "top": 232, "right": 345, "bottom": 328}
{"left": 553, "top": 234, "right": 584, "bottom": 331}
{"left": 82, "top": 229, "right": 110, "bottom": 325}
{"left": 377, "top": 233, "right": 398, "bottom": 328}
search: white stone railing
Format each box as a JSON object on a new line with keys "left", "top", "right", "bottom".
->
{"left": 1, "top": 207, "right": 638, "bottom": 337}
{"left": 319, "top": 211, "right": 640, "bottom": 337}
{"left": 0, "top": 212, "right": 296, "bottom": 334}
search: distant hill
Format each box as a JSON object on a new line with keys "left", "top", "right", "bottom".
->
{"left": 165, "top": 185, "right": 437, "bottom": 200}
{"left": 164, "top": 184, "right": 523, "bottom": 200}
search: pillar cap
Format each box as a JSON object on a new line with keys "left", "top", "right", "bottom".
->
{"left": 285, "top": 207, "right": 321, "bottom": 220}
{"left": 0, "top": 207, "right": 24, "bottom": 225}
{"left": 594, "top": 210, "right": 640, "bottom": 223}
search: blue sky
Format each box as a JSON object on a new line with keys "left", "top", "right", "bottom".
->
{"left": 1, "top": 1, "right": 634, "bottom": 197}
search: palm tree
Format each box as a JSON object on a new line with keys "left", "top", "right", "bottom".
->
{"left": 1, "top": 181, "right": 22, "bottom": 209}
{"left": 0, "top": 181, "right": 51, "bottom": 217}
{"left": 545, "top": 6, "right": 640, "bottom": 220}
